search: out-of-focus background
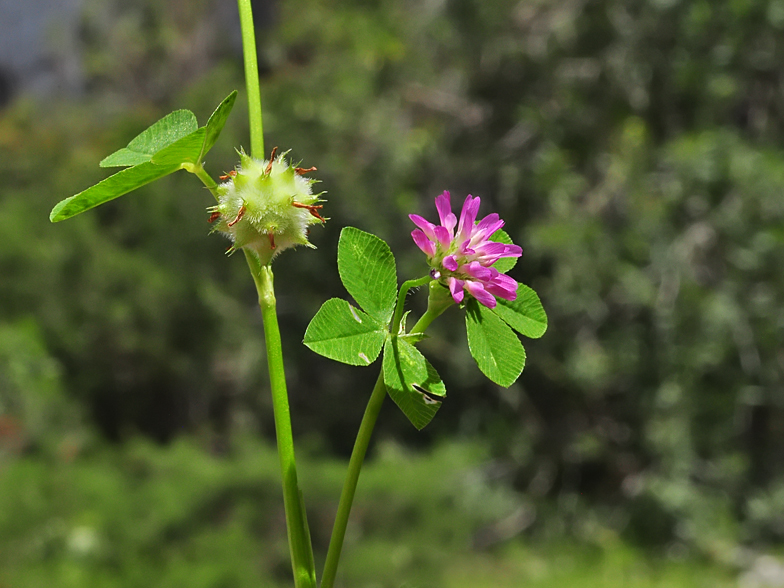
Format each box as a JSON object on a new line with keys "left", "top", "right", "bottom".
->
{"left": 1, "top": 0, "right": 784, "bottom": 586}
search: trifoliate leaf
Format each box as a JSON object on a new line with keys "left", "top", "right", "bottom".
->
{"left": 337, "top": 227, "right": 398, "bottom": 325}
{"left": 303, "top": 298, "right": 386, "bottom": 366}
{"left": 465, "top": 298, "right": 525, "bottom": 387}
{"left": 383, "top": 337, "right": 445, "bottom": 430}
{"left": 51, "top": 92, "right": 237, "bottom": 223}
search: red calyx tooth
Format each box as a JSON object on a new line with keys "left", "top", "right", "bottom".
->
{"left": 227, "top": 204, "right": 246, "bottom": 227}
{"left": 292, "top": 201, "right": 325, "bottom": 222}
{"left": 208, "top": 211, "right": 221, "bottom": 223}
{"left": 294, "top": 166, "right": 317, "bottom": 175}
{"left": 264, "top": 147, "right": 278, "bottom": 174}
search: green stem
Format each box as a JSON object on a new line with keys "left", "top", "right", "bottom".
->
{"left": 391, "top": 275, "right": 432, "bottom": 333}
{"left": 202, "top": 9, "right": 309, "bottom": 584}
{"left": 252, "top": 263, "right": 317, "bottom": 588}
{"left": 237, "top": 0, "right": 265, "bottom": 158}
{"left": 187, "top": 164, "right": 220, "bottom": 201}
{"left": 320, "top": 371, "right": 386, "bottom": 588}
{"left": 409, "top": 281, "right": 454, "bottom": 334}
{"left": 320, "top": 279, "right": 452, "bottom": 588}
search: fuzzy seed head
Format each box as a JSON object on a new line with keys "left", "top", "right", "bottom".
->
{"left": 209, "top": 150, "right": 325, "bottom": 264}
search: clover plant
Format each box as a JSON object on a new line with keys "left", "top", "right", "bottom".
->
{"left": 49, "top": 1, "right": 547, "bottom": 586}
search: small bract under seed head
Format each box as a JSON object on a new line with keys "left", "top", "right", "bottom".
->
{"left": 209, "top": 148, "right": 325, "bottom": 265}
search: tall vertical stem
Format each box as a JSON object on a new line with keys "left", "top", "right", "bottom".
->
{"left": 252, "top": 263, "right": 317, "bottom": 588}
{"left": 235, "top": 6, "right": 313, "bottom": 582}
{"left": 320, "top": 372, "right": 386, "bottom": 588}
{"left": 237, "top": 0, "right": 265, "bottom": 158}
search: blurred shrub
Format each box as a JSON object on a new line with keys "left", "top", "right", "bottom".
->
{"left": 0, "top": 319, "right": 77, "bottom": 456}
{"left": 0, "top": 436, "right": 737, "bottom": 587}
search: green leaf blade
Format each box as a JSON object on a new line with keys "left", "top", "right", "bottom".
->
{"left": 382, "top": 337, "right": 445, "bottom": 430}
{"left": 199, "top": 91, "right": 238, "bottom": 161}
{"left": 99, "top": 110, "right": 198, "bottom": 167}
{"left": 98, "top": 148, "right": 151, "bottom": 168}
{"left": 337, "top": 227, "right": 398, "bottom": 325}
{"left": 465, "top": 299, "right": 526, "bottom": 387}
{"left": 489, "top": 228, "right": 518, "bottom": 274}
{"left": 492, "top": 283, "right": 548, "bottom": 339}
{"left": 303, "top": 298, "right": 387, "bottom": 366}
{"left": 49, "top": 162, "right": 180, "bottom": 222}
{"left": 151, "top": 128, "right": 207, "bottom": 166}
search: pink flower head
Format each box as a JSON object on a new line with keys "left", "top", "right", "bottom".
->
{"left": 410, "top": 191, "right": 522, "bottom": 309}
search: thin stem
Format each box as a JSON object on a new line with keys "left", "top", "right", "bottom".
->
{"left": 223, "top": 8, "right": 311, "bottom": 585}
{"left": 253, "top": 264, "right": 317, "bottom": 588}
{"left": 237, "top": 0, "right": 265, "bottom": 158}
{"left": 410, "top": 280, "right": 454, "bottom": 334}
{"left": 187, "top": 164, "right": 220, "bottom": 201}
{"left": 320, "top": 371, "right": 386, "bottom": 588}
{"left": 320, "top": 278, "right": 452, "bottom": 588}
{"left": 391, "top": 275, "right": 431, "bottom": 333}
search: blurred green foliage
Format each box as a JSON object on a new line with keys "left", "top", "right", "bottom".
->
{"left": 0, "top": 437, "right": 737, "bottom": 587}
{"left": 2, "top": 0, "right": 784, "bottom": 584}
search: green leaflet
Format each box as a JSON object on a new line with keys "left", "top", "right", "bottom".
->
{"left": 383, "top": 337, "right": 446, "bottom": 430}
{"left": 199, "top": 91, "right": 238, "bottom": 162}
{"left": 489, "top": 228, "right": 517, "bottom": 274}
{"left": 50, "top": 91, "right": 237, "bottom": 223}
{"left": 151, "top": 128, "right": 208, "bottom": 166}
{"left": 303, "top": 298, "right": 386, "bottom": 366}
{"left": 492, "top": 283, "right": 548, "bottom": 339}
{"left": 337, "top": 227, "right": 398, "bottom": 325}
{"left": 49, "top": 161, "right": 181, "bottom": 222}
{"left": 465, "top": 298, "right": 525, "bottom": 387}
{"left": 99, "top": 110, "right": 198, "bottom": 168}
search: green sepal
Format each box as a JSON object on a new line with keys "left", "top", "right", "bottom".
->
{"left": 337, "top": 227, "right": 398, "bottom": 325}
{"left": 303, "top": 298, "right": 386, "bottom": 366}
{"left": 383, "top": 337, "right": 446, "bottom": 430}
{"left": 491, "top": 283, "right": 548, "bottom": 339}
{"left": 465, "top": 298, "right": 526, "bottom": 387}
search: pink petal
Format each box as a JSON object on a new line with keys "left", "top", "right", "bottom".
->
{"left": 435, "top": 191, "right": 457, "bottom": 234}
{"left": 503, "top": 244, "right": 523, "bottom": 258}
{"left": 448, "top": 277, "right": 464, "bottom": 304}
{"left": 457, "top": 240, "right": 475, "bottom": 256}
{"left": 474, "top": 213, "right": 503, "bottom": 240}
{"left": 443, "top": 255, "right": 458, "bottom": 271}
{"left": 472, "top": 242, "right": 508, "bottom": 265}
{"left": 409, "top": 214, "right": 437, "bottom": 241}
{"left": 464, "top": 280, "right": 497, "bottom": 309}
{"left": 463, "top": 261, "right": 492, "bottom": 281}
{"left": 433, "top": 225, "right": 453, "bottom": 249}
{"left": 411, "top": 229, "right": 436, "bottom": 257}
{"left": 484, "top": 274, "right": 518, "bottom": 300}
{"left": 474, "top": 241, "right": 507, "bottom": 255}
{"left": 456, "top": 195, "right": 480, "bottom": 242}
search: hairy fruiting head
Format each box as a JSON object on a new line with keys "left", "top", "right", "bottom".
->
{"left": 208, "top": 148, "right": 325, "bottom": 264}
